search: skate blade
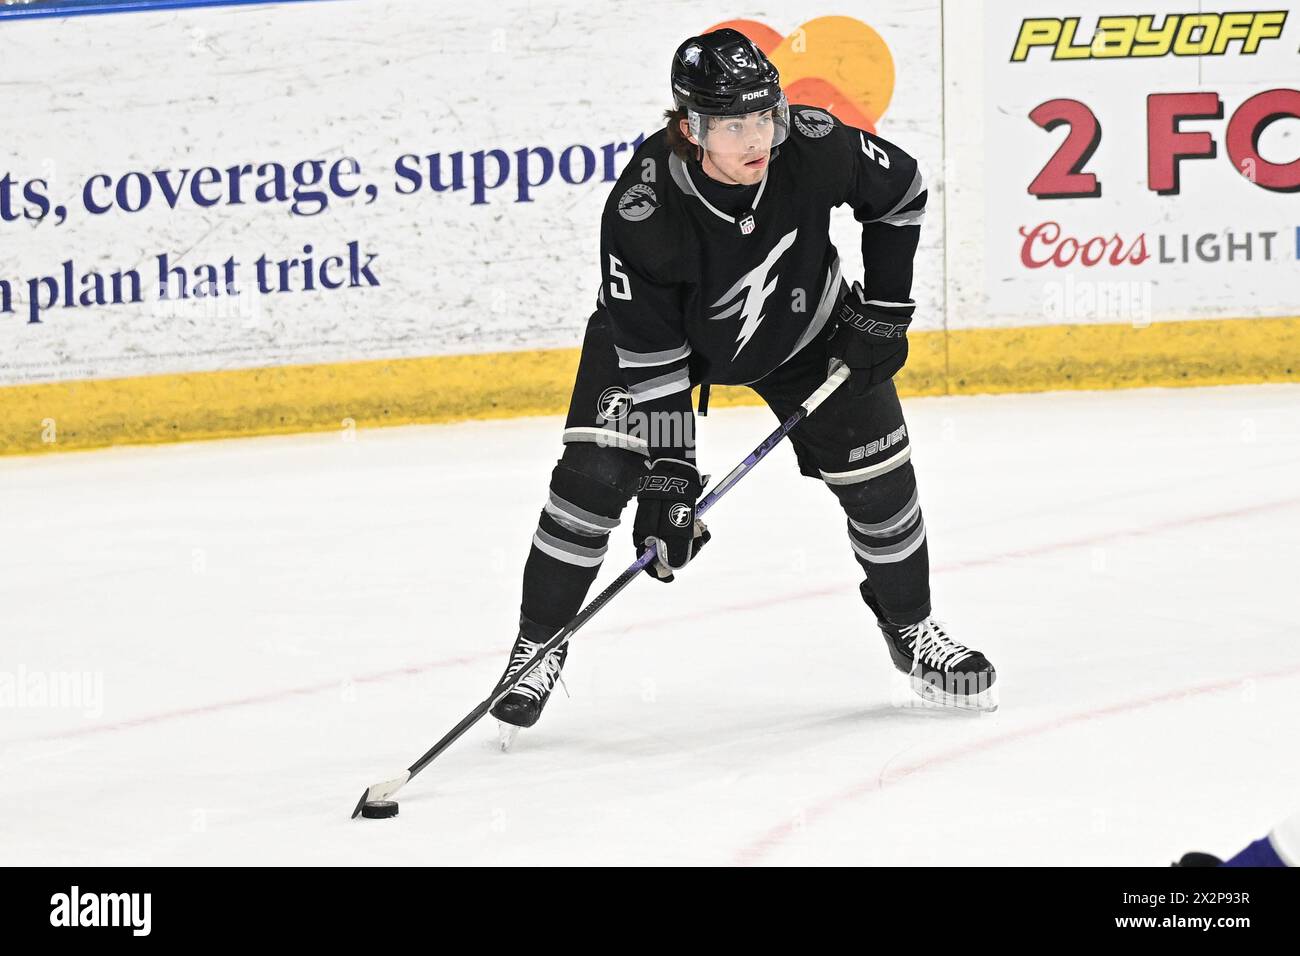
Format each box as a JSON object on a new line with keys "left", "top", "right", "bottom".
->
{"left": 910, "top": 675, "right": 999, "bottom": 713}
{"left": 496, "top": 721, "right": 521, "bottom": 752}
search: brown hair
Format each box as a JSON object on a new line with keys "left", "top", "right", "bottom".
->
{"left": 664, "top": 107, "right": 700, "bottom": 161}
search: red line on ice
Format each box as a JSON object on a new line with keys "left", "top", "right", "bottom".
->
{"left": 3, "top": 652, "right": 493, "bottom": 744}
{"left": 6, "top": 495, "right": 1297, "bottom": 746}
{"left": 733, "top": 660, "right": 1300, "bottom": 866}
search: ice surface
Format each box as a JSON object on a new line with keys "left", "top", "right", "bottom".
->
{"left": 2, "top": 383, "right": 1298, "bottom": 865}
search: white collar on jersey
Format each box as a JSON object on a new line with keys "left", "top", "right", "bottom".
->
{"left": 668, "top": 151, "right": 769, "bottom": 225}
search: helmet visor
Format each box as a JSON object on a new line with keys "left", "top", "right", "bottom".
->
{"left": 688, "top": 96, "right": 789, "bottom": 157}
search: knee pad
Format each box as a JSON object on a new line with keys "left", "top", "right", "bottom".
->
{"left": 545, "top": 443, "right": 643, "bottom": 536}
{"left": 559, "top": 441, "right": 645, "bottom": 494}
{"left": 836, "top": 460, "right": 927, "bottom": 586}
{"left": 828, "top": 461, "right": 918, "bottom": 524}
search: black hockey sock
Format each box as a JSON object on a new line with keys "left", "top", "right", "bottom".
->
{"left": 520, "top": 444, "right": 640, "bottom": 628}
{"left": 832, "top": 463, "right": 932, "bottom": 626}
{"left": 853, "top": 541, "right": 931, "bottom": 627}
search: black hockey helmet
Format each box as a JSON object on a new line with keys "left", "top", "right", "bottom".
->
{"left": 671, "top": 29, "right": 790, "bottom": 153}
{"left": 671, "top": 28, "right": 782, "bottom": 115}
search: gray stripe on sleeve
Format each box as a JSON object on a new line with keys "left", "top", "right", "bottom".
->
{"left": 880, "top": 207, "right": 925, "bottom": 228}
{"left": 865, "top": 166, "right": 925, "bottom": 224}
{"left": 629, "top": 368, "right": 691, "bottom": 405}
{"left": 615, "top": 342, "right": 692, "bottom": 369}
{"left": 562, "top": 427, "right": 649, "bottom": 454}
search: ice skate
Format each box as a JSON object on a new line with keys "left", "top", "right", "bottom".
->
{"left": 858, "top": 583, "right": 996, "bottom": 711}
{"left": 490, "top": 616, "right": 569, "bottom": 749}
{"left": 882, "top": 617, "right": 997, "bottom": 711}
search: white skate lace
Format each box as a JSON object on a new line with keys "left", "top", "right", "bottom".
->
{"left": 505, "top": 638, "right": 566, "bottom": 702}
{"left": 900, "top": 618, "right": 973, "bottom": 675}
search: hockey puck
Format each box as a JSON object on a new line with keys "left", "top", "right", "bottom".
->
{"left": 360, "top": 800, "right": 399, "bottom": 819}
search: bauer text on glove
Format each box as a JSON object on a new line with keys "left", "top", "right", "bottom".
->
{"left": 827, "top": 281, "right": 914, "bottom": 393}
{"left": 632, "top": 459, "right": 710, "bottom": 582}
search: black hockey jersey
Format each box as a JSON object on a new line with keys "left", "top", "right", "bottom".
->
{"left": 597, "top": 105, "right": 927, "bottom": 459}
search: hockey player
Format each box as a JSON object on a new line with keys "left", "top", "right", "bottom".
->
{"left": 490, "top": 28, "right": 997, "bottom": 741}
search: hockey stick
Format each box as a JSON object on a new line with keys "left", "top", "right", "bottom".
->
{"left": 350, "top": 362, "right": 851, "bottom": 817}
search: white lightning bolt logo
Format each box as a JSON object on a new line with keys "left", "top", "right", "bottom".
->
{"left": 707, "top": 228, "right": 798, "bottom": 359}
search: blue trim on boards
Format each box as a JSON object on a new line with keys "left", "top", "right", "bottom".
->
{"left": 0, "top": 0, "right": 337, "bottom": 22}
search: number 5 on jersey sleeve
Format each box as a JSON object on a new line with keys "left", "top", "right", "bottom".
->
{"left": 608, "top": 255, "right": 632, "bottom": 301}
{"left": 859, "top": 132, "right": 891, "bottom": 169}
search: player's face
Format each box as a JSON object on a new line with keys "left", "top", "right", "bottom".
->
{"left": 684, "top": 111, "right": 775, "bottom": 186}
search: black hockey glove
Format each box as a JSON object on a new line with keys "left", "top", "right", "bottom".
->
{"left": 633, "top": 458, "right": 710, "bottom": 583}
{"left": 827, "top": 281, "right": 914, "bottom": 394}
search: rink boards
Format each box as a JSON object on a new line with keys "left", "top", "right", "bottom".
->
{"left": 1, "top": 0, "right": 1296, "bottom": 453}
{"left": 2, "top": 316, "right": 1299, "bottom": 452}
